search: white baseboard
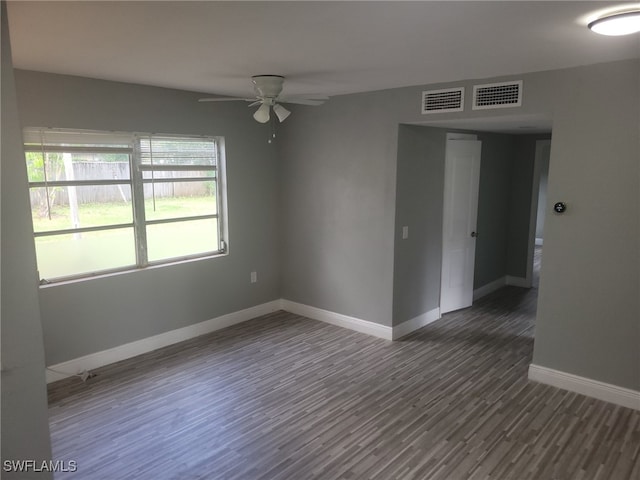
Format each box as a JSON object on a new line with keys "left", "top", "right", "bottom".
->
{"left": 280, "top": 299, "right": 393, "bottom": 340}
{"left": 473, "top": 276, "right": 506, "bottom": 300}
{"left": 535, "top": 237, "right": 544, "bottom": 246}
{"left": 473, "top": 276, "right": 530, "bottom": 299}
{"left": 506, "top": 275, "right": 530, "bottom": 288}
{"left": 392, "top": 308, "right": 441, "bottom": 340}
{"left": 45, "top": 300, "right": 282, "bottom": 383}
{"left": 528, "top": 364, "right": 640, "bottom": 411}
{"left": 47, "top": 298, "right": 408, "bottom": 384}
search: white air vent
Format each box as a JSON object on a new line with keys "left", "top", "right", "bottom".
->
{"left": 472, "top": 80, "right": 522, "bottom": 110}
{"left": 422, "top": 87, "right": 465, "bottom": 114}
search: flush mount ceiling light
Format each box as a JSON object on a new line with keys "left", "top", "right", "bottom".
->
{"left": 588, "top": 10, "right": 640, "bottom": 35}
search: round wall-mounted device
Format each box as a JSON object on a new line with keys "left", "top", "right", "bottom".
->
{"left": 553, "top": 202, "right": 567, "bottom": 214}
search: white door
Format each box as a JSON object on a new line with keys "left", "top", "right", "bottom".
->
{"left": 440, "top": 138, "right": 482, "bottom": 314}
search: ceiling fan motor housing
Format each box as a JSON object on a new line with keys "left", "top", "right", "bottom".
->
{"left": 252, "top": 75, "right": 285, "bottom": 98}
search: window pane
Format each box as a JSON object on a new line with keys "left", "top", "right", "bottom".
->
{"left": 35, "top": 228, "right": 136, "bottom": 280}
{"left": 30, "top": 185, "right": 133, "bottom": 232}
{"left": 26, "top": 152, "right": 67, "bottom": 182}
{"left": 147, "top": 218, "right": 219, "bottom": 262}
{"left": 26, "top": 151, "right": 130, "bottom": 182}
{"left": 139, "top": 136, "right": 217, "bottom": 166}
{"left": 144, "top": 181, "right": 216, "bottom": 221}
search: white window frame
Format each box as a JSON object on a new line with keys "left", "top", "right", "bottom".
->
{"left": 24, "top": 128, "right": 228, "bottom": 284}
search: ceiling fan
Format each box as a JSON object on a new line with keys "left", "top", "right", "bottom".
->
{"left": 198, "top": 75, "right": 328, "bottom": 123}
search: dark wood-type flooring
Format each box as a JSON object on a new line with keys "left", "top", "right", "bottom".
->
{"left": 48, "top": 280, "right": 639, "bottom": 479}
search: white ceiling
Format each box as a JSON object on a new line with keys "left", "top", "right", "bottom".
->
{"left": 7, "top": 1, "right": 640, "bottom": 99}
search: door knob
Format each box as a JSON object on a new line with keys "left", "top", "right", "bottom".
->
{"left": 471, "top": 231, "right": 478, "bottom": 238}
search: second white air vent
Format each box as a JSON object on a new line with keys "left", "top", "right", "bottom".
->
{"left": 422, "top": 87, "right": 465, "bottom": 114}
{"left": 473, "top": 80, "right": 522, "bottom": 110}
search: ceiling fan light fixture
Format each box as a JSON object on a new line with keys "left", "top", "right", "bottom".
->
{"left": 253, "top": 103, "right": 271, "bottom": 123}
{"left": 273, "top": 104, "right": 291, "bottom": 122}
{"left": 588, "top": 10, "right": 640, "bottom": 36}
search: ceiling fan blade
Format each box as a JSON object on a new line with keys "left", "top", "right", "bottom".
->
{"left": 247, "top": 100, "right": 262, "bottom": 108}
{"left": 198, "top": 97, "right": 255, "bottom": 103}
{"left": 278, "top": 97, "right": 327, "bottom": 106}
{"left": 280, "top": 99, "right": 325, "bottom": 106}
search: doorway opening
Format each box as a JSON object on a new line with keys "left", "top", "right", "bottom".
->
{"left": 527, "top": 139, "right": 551, "bottom": 290}
{"left": 425, "top": 122, "right": 552, "bottom": 324}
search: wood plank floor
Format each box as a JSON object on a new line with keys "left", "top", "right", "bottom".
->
{"left": 48, "top": 285, "right": 640, "bottom": 479}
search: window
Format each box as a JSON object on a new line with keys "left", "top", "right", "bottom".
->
{"left": 24, "top": 128, "right": 227, "bottom": 283}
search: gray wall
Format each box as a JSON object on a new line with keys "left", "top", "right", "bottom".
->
{"left": 280, "top": 60, "right": 639, "bottom": 391}
{"left": 278, "top": 91, "right": 399, "bottom": 326}
{"left": 392, "top": 125, "right": 445, "bottom": 325}
{"left": 278, "top": 68, "right": 559, "bottom": 328}
{"left": 534, "top": 61, "right": 639, "bottom": 390}
{"left": 473, "top": 133, "right": 516, "bottom": 288}
{"left": 14, "top": 70, "right": 282, "bottom": 365}
{"left": 1, "top": 3, "right": 53, "bottom": 476}
{"left": 10, "top": 59, "right": 640, "bottom": 395}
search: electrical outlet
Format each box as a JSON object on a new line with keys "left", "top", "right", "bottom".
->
{"left": 250, "top": 271, "right": 257, "bottom": 283}
{"left": 402, "top": 226, "right": 409, "bottom": 239}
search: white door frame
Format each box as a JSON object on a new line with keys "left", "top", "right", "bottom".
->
{"left": 525, "top": 139, "right": 551, "bottom": 287}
